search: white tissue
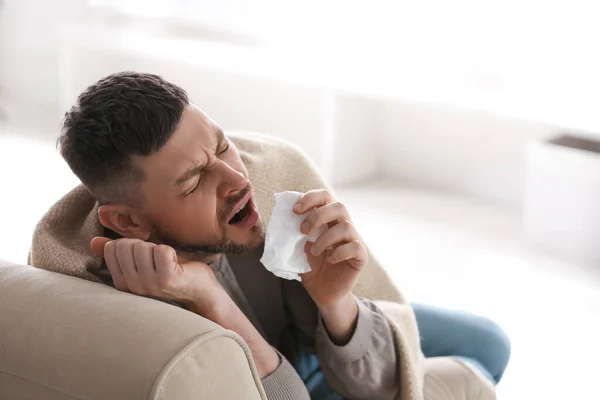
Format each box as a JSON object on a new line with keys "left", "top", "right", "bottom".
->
{"left": 260, "top": 191, "right": 320, "bottom": 281}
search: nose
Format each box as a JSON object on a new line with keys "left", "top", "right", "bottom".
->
{"left": 215, "top": 159, "right": 247, "bottom": 198}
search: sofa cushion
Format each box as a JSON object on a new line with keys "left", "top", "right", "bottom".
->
{"left": 0, "top": 260, "right": 266, "bottom": 400}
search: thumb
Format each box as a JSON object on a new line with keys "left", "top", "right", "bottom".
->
{"left": 90, "top": 236, "right": 111, "bottom": 258}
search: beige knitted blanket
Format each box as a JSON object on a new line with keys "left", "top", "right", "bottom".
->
{"left": 29, "top": 132, "right": 425, "bottom": 400}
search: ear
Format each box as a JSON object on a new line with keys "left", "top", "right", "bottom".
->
{"left": 98, "top": 204, "right": 151, "bottom": 241}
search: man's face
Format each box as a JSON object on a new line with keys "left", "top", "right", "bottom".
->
{"left": 135, "top": 105, "right": 264, "bottom": 256}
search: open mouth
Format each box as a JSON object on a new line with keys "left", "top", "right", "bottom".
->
{"left": 227, "top": 195, "right": 260, "bottom": 229}
{"left": 229, "top": 200, "right": 251, "bottom": 224}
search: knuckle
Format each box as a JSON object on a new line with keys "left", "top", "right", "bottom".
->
{"left": 104, "top": 240, "right": 116, "bottom": 254}
{"left": 119, "top": 238, "right": 142, "bottom": 246}
{"left": 317, "top": 232, "right": 331, "bottom": 245}
{"left": 312, "top": 207, "right": 324, "bottom": 222}
{"left": 132, "top": 243, "right": 143, "bottom": 257}
{"left": 115, "top": 239, "right": 129, "bottom": 252}
{"left": 300, "top": 191, "right": 312, "bottom": 201}
{"left": 334, "top": 201, "right": 346, "bottom": 213}
{"left": 330, "top": 247, "right": 342, "bottom": 258}
{"left": 156, "top": 244, "right": 174, "bottom": 255}
{"left": 154, "top": 245, "right": 166, "bottom": 256}
{"left": 341, "top": 220, "right": 354, "bottom": 236}
{"left": 352, "top": 239, "right": 364, "bottom": 252}
{"left": 155, "top": 245, "right": 176, "bottom": 265}
{"left": 134, "top": 241, "right": 153, "bottom": 256}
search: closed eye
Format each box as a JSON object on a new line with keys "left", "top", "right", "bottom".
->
{"left": 185, "top": 139, "right": 228, "bottom": 196}
{"left": 218, "top": 140, "right": 230, "bottom": 155}
{"left": 186, "top": 173, "right": 203, "bottom": 195}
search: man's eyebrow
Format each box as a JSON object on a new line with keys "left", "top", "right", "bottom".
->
{"left": 175, "top": 129, "right": 226, "bottom": 187}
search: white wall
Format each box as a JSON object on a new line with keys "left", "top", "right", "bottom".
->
{"left": 2, "top": 7, "right": 583, "bottom": 207}
{"left": 49, "top": 23, "right": 577, "bottom": 205}
{"left": 59, "top": 35, "right": 382, "bottom": 186}
{"left": 378, "top": 101, "right": 560, "bottom": 205}
{"left": 379, "top": 103, "right": 560, "bottom": 205}
{"left": 0, "top": 0, "right": 87, "bottom": 106}
{"left": 331, "top": 95, "right": 382, "bottom": 185}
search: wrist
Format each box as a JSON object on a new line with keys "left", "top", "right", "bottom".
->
{"left": 318, "top": 293, "right": 356, "bottom": 319}
{"left": 318, "top": 293, "right": 359, "bottom": 345}
{"left": 183, "top": 287, "right": 234, "bottom": 319}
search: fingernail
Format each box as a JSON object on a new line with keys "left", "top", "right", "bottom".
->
{"left": 301, "top": 222, "right": 309, "bottom": 233}
{"left": 294, "top": 203, "right": 302, "bottom": 212}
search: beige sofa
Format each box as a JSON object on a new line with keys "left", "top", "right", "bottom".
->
{"left": 0, "top": 259, "right": 495, "bottom": 400}
{"left": 0, "top": 260, "right": 267, "bottom": 400}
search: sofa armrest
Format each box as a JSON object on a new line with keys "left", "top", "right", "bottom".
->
{"left": 0, "top": 261, "right": 267, "bottom": 400}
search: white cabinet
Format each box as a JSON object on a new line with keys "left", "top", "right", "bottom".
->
{"left": 524, "top": 134, "right": 600, "bottom": 262}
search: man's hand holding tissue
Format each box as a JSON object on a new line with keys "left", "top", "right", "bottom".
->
{"left": 90, "top": 237, "right": 279, "bottom": 378}
{"left": 294, "top": 189, "right": 368, "bottom": 345}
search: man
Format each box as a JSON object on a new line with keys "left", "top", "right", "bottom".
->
{"left": 45, "top": 72, "right": 510, "bottom": 399}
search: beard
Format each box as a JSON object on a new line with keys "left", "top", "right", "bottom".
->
{"left": 151, "top": 183, "right": 265, "bottom": 256}
{"left": 153, "top": 224, "right": 264, "bottom": 255}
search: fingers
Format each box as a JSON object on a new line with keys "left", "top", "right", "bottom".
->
{"left": 90, "top": 236, "right": 111, "bottom": 258}
{"left": 133, "top": 241, "right": 157, "bottom": 287}
{"left": 310, "top": 221, "right": 356, "bottom": 256}
{"left": 304, "top": 241, "right": 321, "bottom": 267}
{"left": 116, "top": 239, "right": 143, "bottom": 293}
{"left": 327, "top": 240, "right": 367, "bottom": 267}
{"left": 294, "top": 189, "right": 334, "bottom": 215}
{"left": 103, "top": 240, "right": 127, "bottom": 291}
{"left": 300, "top": 201, "right": 350, "bottom": 235}
{"left": 95, "top": 237, "right": 183, "bottom": 297}
{"left": 154, "top": 245, "right": 180, "bottom": 286}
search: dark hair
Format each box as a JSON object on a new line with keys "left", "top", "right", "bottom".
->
{"left": 58, "top": 71, "right": 189, "bottom": 205}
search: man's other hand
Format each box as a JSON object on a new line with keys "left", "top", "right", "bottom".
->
{"left": 90, "top": 237, "right": 223, "bottom": 313}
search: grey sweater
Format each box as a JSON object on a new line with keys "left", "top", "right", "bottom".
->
{"left": 217, "top": 247, "right": 400, "bottom": 400}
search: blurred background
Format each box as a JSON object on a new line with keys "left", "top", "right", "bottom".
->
{"left": 1, "top": 1, "right": 599, "bottom": 398}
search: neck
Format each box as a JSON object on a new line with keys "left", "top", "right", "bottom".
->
{"left": 179, "top": 251, "right": 223, "bottom": 265}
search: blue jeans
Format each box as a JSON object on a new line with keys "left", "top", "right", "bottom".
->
{"left": 294, "top": 303, "right": 511, "bottom": 400}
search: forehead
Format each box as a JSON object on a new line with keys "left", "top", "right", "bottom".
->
{"left": 136, "top": 105, "right": 219, "bottom": 184}
{"left": 172, "top": 104, "right": 217, "bottom": 148}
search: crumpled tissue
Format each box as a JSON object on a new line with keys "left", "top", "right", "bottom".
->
{"left": 260, "top": 191, "right": 321, "bottom": 281}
